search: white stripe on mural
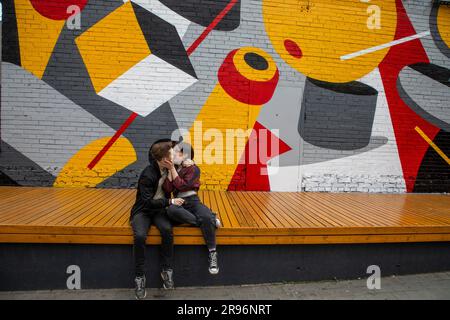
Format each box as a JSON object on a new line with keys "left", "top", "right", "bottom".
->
{"left": 340, "top": 31, "right": 431, "bottom": 61}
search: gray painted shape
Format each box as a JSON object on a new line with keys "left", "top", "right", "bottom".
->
{"left": 403, "top": 1, "right": 450, "bottom": 70}
{"left": 1, "top": 62, "right": 116, "bottom": 176}
{"left": 300, "top": 136, "right": 388, "bottom": 166}
{"left": 397, "top": 64, "right": 450, "bottom": 132}
{"left": 257, "top": 81, "right": 304, "bottom": 167}
{"left": 429, "top": 3, "right": 450, "bottom": 60}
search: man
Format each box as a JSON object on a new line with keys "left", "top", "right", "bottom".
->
{"left": 129, "top": 139, "right": 184, "bottom": 299}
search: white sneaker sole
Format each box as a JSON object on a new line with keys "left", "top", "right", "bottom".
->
{"left": 209, "top": 268, "right": 219, "bottom": 275}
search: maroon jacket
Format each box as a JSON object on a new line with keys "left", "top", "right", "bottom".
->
{"left": 162, "top": 164, "right": 201, "bottom": 197}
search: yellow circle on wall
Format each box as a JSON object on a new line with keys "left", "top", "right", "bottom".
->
{"left": 233, "top": 47, "right": 278, "bottom": 82}
{"left": 437, "top": 4, "right": 450, "bottom": 48}
{"left": 263, "top": 0, "right": 398, "bottom": 83}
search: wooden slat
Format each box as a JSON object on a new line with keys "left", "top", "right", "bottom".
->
{"left": 0, "top": 187, "right": 449, "bottom": 245}
{"left": 210, "top": 191, "right": 231, "bottom": 228}
{"left": 216, "top": 191, "right": 240, "bottom": 228}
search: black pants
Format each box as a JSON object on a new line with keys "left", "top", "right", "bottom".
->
{"left": 167, "top": 195, "right": 216, "bottom": 250}
{"left": 131, "top": 209, "right": 173, "bottom": 277}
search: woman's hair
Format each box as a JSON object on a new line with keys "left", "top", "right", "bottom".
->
{"left": 150, "top": 141, "right": 173, "bottom": 161}
{"left": 175, "top": 142, "right": 194, "bottom": 160}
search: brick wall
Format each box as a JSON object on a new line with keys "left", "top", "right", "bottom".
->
{"left": 1, "top": 0, "right": 449, "bottom": 193}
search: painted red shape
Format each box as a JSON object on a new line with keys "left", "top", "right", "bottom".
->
{"left": 284, "top": 39, "right": 302, "bottom": 59}
{"left": 87, "top": 112, "right": 138, "bottom": 170}
{"left": 30, "top": 0, "right": 88, "bottom": 20}
{"left": 228, "top": 122, "right": 292, "bottom": 191}
{"left": 218, "top": 49, "right": 279, "bottom": 105}
{"left": 378, "top": 0, "right": 439, "bottom": 192}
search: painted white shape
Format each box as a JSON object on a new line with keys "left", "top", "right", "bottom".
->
{"left": 341, "top": 31, "right": 431, "bottom": 61}
{"left": 123, "top": 0, "right": 191, "bottom": 37}
{"left": 98, "top": 54, "right": 198, "bottom": 117}
{"left": 266, "top": 164, "right": 301, "bottom": 192}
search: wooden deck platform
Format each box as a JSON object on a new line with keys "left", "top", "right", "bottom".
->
{"left": 0, "top": 186, "right": 449, "bottom": 245}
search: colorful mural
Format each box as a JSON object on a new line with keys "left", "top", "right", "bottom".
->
{"left": 1, "top": 0, "right": 449, "bottom": 193}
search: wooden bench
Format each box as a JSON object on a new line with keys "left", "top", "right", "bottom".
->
{"left": 1, "top": 186, "right": 450, "bottom": 245}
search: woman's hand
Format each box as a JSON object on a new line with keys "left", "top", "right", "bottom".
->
{"left": 161, "top": 159, "right": 175, "bottom": 170}
{"left": 171, "top": 198, "right": 185, "bottom": 206}
{"left": 182, "top": 159, "right": 195, "bottom": 167}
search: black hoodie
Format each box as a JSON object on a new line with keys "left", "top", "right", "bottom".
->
{"left": 129, "top": 139, "right": 177, "bottom": 220}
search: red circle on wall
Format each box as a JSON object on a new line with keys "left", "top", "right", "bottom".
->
{"left": 284, "top": 39, "right": 303, "bottom": 59}
{"left": 30, "top": 0, "right": 89, "bottom": 20}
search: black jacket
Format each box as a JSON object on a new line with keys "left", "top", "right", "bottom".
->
{"left": 129, "top": 139, "right": 175, "bottom": 220}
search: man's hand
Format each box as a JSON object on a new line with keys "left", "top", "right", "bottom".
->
{"left": 171, "top": 198, "right": 185, "bottom": 206}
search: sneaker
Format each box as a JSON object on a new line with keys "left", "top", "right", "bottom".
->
{"left": 134, "top": 275, "right": 146, "bottom": 300}
{"left": 161, "top": 269, "right": 174, "bottom": 289}
{"left": 212, "top": 213, "right": 221, "bottom": 228}
{"left": 208, "top": 251, "right": 219, "bottom": 275}
{"left": 215, "top": 217, "right": 222, "bottom": 228}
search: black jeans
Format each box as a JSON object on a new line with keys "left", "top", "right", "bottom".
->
{"left": 167, "top": 195, "right": 216, "bottom": 250}
{"left": 131, "top": 208, "right": 173, "bottom": 277}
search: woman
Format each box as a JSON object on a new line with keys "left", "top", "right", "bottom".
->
{"left": 162, "top": 142, "right": 220, "bottom": 275}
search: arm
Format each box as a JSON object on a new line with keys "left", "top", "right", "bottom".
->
{"left": 138, "top": 173, "right": 170, "bottom": 210}
{"left": 170, "top": 166, "right": 200, "bottom": 192}
{"left": 162, "top": 176, "right": 175, "bottom": 194}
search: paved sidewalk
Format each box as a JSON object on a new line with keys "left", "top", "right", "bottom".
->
{"left": 1, "top": 272, "right": 449, "bottom": 300}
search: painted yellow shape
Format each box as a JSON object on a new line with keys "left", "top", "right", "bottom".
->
{"left": 14, "top": 0, "right": 65, "bottom": 79}
{"left": 187, "top": 85, "right": 262, "bottom": 190}
{"left": 53, "top": 137, "right": 137, "bottom": 188}
{"left": 437, "top": 4, "right": 450, "bottom": 48}
{"left": 263, "top": 0, "right": 397, "bottom": 83}
{"left": 415, "top": 127, "right": 450, "bottom": 166}
{"left": 75, "top": 2, "right": 151, "bottom": 93}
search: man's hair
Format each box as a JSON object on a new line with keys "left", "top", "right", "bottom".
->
{"left": 175, "top": 142, "right": 194, "bottom": 160}
{"left": 150, "top": 141, "right": 173, "bottom": 161}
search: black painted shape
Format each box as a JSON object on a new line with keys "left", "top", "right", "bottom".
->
{"left": 1, "top": 242, "right": 450, "bottom": 291}
{"left": 413, "top": 130, "right": 450, "bottom": 193}
{"left": 0, "top": 140, "right": 55, "bottom": 187}
{"left": 410, "top": 62, "right": 450, "bottom": 86}
{"left": 0, "top": 170, "right": 20, "bottom": 186}
{"left": 299, "top": 78, "right": 378, "bottom": 151}
{"left": 2, "top": 0, "right": 21, "bottom": 66}
{"left": 132, "top": 2, "right": 197, "bottom": 79}
{"left": 308, "top": 78, "right": 378, "bottom": 96}
{"left": 244, "top": 52, "right": 268, "bottom": 71}
{"left": 159, "top": 0, "right": 241, "bottom": 31}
